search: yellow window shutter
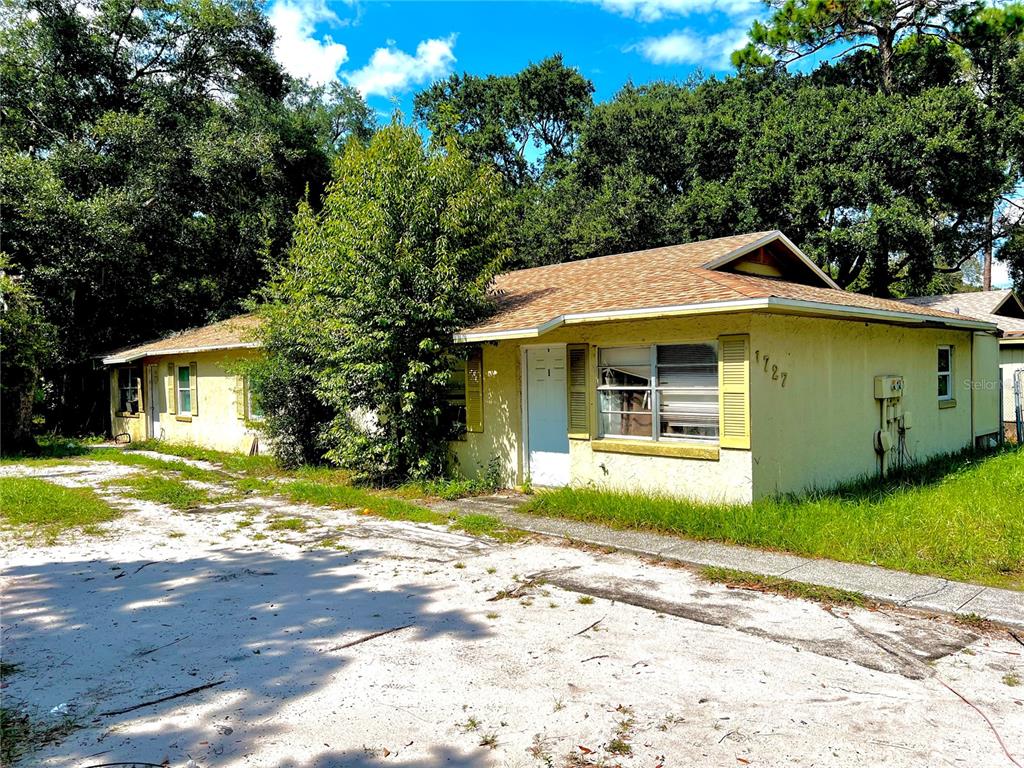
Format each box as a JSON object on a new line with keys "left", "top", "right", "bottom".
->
{"left": 719, "top": 334, "right": 750, "bottom": 449}
{"left": 136, "top": 375, "right": 144, "bottom": 415}
{"left": 566, "top": 344, "right": 590, "bottom": 438}
{"left": 110, "top": 370, "right": 120, "bottom": 414}
{"left": 189, "top": 361, "right": 198, "bottom": 416}
{"left": 465, "top": 348, "right": 484, "bottom": 433}
{"left": 166, "top": 362, "right": 176, "bottom": 415}
{"left": 235, "top": 376, "right": 246, "bottom": 419}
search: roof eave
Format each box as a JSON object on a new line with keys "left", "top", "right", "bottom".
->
{"left": 454, "top": 296, "right": 997, "bottom": 342}
{"left": 102, "top": 341, "right": 261, "bottom": 366}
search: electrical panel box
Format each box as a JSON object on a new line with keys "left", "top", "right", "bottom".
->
{"left": 874, "top": 375, "right": 904, "bottom": 399}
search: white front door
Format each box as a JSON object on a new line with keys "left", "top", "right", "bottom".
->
{"left": 526, "top": 346, "right": 570, "bottom": 487}
{"left": 146, "top": 364, "right": 161, "bottom": 440}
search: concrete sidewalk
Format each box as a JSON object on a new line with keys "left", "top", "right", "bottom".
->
{"left": 435, "top": 494, "right": 1024, "bottom": 630}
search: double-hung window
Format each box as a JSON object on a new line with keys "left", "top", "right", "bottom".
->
{"left": 598, "top": 343, "right": 719, "bottom": 443}
{"left": 937, "top": 345, "right": 953, "bottom": 401}
{"left": 177, "top": 365, "right": 192, "bottom": 414}
{"left": 118, "top": 366, "right": 141, "bottom": 414}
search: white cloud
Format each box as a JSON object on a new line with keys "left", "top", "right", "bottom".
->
{"left": 633, "top": 26, "right": 749, "bottom": 69}
{"left": 268, "top": 0, "right": 349, "bottom": 86}
{"left": 589, "top": 0, "right": 759, "bottom": 21}
{"left": 345, "top": 36, "right": 457, "bottom": 98}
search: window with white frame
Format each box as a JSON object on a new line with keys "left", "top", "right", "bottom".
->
{"left": 118, "top": 366, "right": 141, "bottom": 414}
{"left": 177, "top": 365, "right": 192, "bottom": 413}
{"left": 937, "top": 345, "right": 953, "bottom": 401}
{"left": 597, "top": 343, "right": 719, "bottom": 443}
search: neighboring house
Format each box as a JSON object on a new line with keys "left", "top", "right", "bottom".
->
{"left": 101, "top": 232, "right": 1002, "bottom": 502}
{"left": 101, "top": 314, "right": 264, "bottom": 454}
{"left": 903, "top": 290, "right": 1024, "bottom": 441}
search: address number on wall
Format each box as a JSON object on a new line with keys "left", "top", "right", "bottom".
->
{"left": 753, "top": 349, "right": 788, "bottom": 388}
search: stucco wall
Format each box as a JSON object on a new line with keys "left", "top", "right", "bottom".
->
{"left": 450, "top": 341, "right": 522, "bottom": 486}
{"left": 110, "top": 350, "right": 261, "bottom": 453}
{"left": 453, "top": 313, "right": 756, "bottom": 503}
{"left": 748, "top": 315, "right": 998, "bottom": 498}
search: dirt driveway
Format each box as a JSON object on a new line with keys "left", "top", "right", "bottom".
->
{"left": 2, "top": 456, "right": 1023, "bottom": 767}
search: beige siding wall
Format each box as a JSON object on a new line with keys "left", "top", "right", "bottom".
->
{"left": 110, "top": 350, "right": 261, "bottom": 453}
{"left": 748, "top": 315, "right": 997, "bottom": 498}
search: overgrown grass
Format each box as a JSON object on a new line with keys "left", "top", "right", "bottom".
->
{"left": 125, "top": 439, "right": 281, "bottom": 476}
{"left": 702, "top": 567, "right": 870, "bottom": 607}
{"left": 450, "top": 513, "right": 526, "bottom": 542}
{"left": 89, "top": 448, "right": 227, "bottom": 483}
{"left": 280, "top": 478, "right": 450, "bottom": 525}
{"left": 1, "top": 706, "right": 80, "bottom": 766}
{"left": 0, "top": 478, "right": 121, "bottom": 542}
{"left": 0, "top": 436, "right": 96, "bottom": 466}
{"left": 108, "top": 474, "right": 224, "bottom": 510}
{"left": 522, "top": 448, "right": 1024, "bottom": 589}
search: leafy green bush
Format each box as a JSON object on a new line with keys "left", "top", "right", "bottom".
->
{"left": 251, "top": 122, "right": 508, "bottom": 483}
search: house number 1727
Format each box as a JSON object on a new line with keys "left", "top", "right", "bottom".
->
{"left": 753, "top": 350, "right": 788, "bottom": 388}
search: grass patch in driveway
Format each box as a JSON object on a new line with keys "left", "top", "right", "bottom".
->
{"left": 281, "top": 475, "right": 449, "bottom": 526}
{"left": 450, "top": 513, "right": 526, "bottom": 542}
{"left": 0, "top": 477, "right": 120, "bottom": 542}
{"left": 522, "top": 448, "right": 1024, "bottom": 589}
{"left": 124, "top": 439, "right": 281, "bottom": 476}
{"left": 701, "top": 567, "right": 871, "bottom": 607}
{"left": 1, "top": 705, "right": 80, "bottom": 766}
{"left": 109, "top": 473, "right": 225, "bottom": 510}
{"left": 89, "top": 448, "right": 226, "bottom": 483}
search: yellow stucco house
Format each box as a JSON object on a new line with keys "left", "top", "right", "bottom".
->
{"left": 903, "top": 290, "right": 1024, "bottom": 442}
{"left": 103, "top": 231, "right": 1002, "bottom": 502}
{"left": 102, "top": 314, "right": 264, "bottom": 454}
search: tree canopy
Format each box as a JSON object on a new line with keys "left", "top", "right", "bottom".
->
{"left": 1, "top": 0, "right": 369, "bottom": 440}
{"left": 251, "top": 124, "right": 509, "bottom": 479}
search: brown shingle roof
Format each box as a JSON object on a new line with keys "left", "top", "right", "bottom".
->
{"left": 101, "top": 313, "right": 260, "bottom": 364}
{"left": 901, "top": 290, "right": 1024, "bottom": 337}
{"left": 460, "top": 232, "right": 994, "bottom": 339}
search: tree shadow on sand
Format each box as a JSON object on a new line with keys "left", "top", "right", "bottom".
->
{"left": 2, "top": 545, "right": 492, "bottom": 766}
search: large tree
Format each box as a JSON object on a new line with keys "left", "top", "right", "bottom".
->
{"left": 736, "top": 0, "right": 1024, "bottom": 290}
{"left": 252, "top": 123, "right": 508, "bottom": 480}
{"left": 414, "top": 54, "right": 594, "bottom": 188}
{"left": 0, "top": 0, "right": 351, "bottom": 435}
{"left": 518, "top": 74, "right": 1002, "bottom": 296}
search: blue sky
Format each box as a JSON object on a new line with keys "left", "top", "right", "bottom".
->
{"left": 267, "top": 0, "right": 761, "bottom": 117}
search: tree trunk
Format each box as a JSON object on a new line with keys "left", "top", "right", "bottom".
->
{"left": 878, "top": 31, "right": 896, "bottom": 95}
{"left": 983, "top": 208, "right": 994, "bottom": 291}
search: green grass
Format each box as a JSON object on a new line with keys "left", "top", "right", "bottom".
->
{"left": 0, "top": 477, "right": 121, "bottom": 542}
{"left": 267, "top": 517, "right": 308, "bottom": 532}
{"left": 88, "top": 448, "right": 227, "bottom": 482}
{"left": 449, "top": 513, "right": 525, "bottom": 542}
{"left": 1, "top": 706, "right": 80, "bottom": 766}
{"left": 125, "top": 439, "right": 281, "bottom": 476}
{"left": 522, "top": 448, "right": 1024, "bottom": 589}
{"left": 109, "top": 474, "right": 223, "bottom": 510}
{"left": 280, "top": 475, "right": 450, "bottom": 525}
{"left": 702, "top": 567, "right": 870, "bottom": 607}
